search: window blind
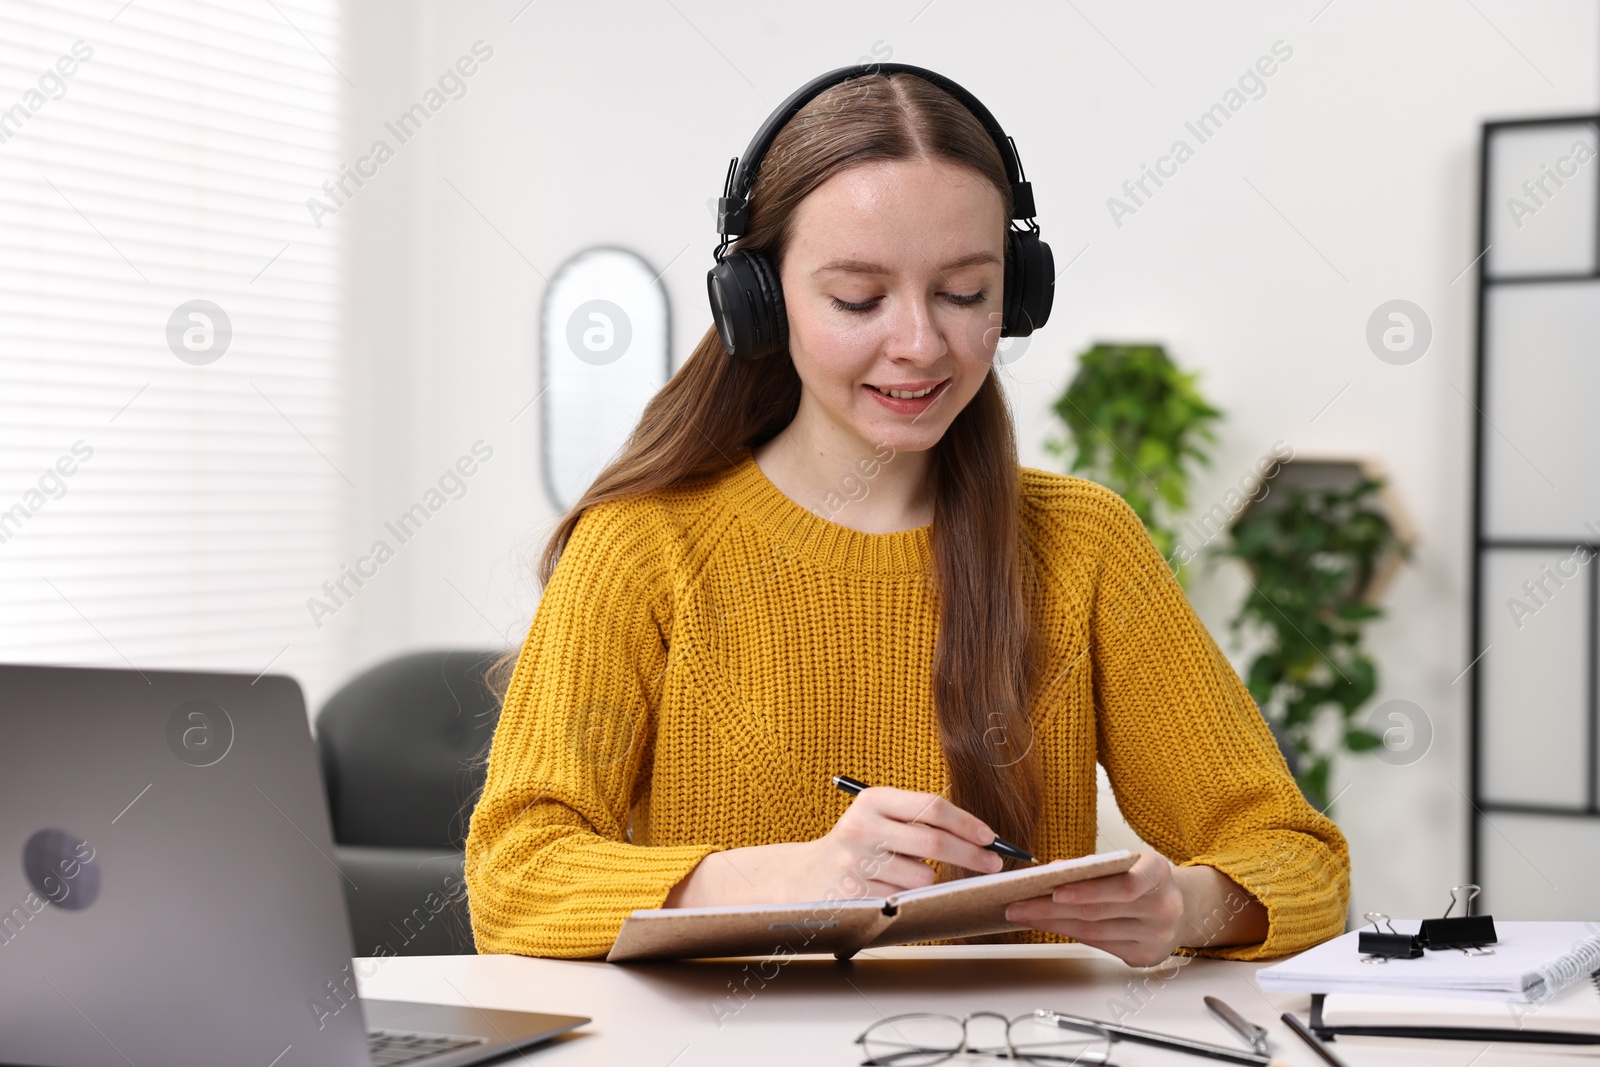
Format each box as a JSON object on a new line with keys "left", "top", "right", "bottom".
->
{"left": 0, "top": 0, "right": 349, "bottom": 713}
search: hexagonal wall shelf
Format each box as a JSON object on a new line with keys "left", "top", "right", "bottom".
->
{"left": 1231, "top": 456, "right": 1415, "bottom": 605}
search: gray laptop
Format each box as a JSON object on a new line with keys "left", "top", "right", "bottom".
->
{"left": 0, "top": 662, "right": 589, "bottom": 1067}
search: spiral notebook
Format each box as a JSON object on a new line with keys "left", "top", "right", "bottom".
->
{"left": 1257, "top": 921, "right": 1600, "bottom": 1003}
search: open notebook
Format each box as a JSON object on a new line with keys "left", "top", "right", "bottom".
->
{"left": 605, "top": 849, "right": 1136, "bottom": 962}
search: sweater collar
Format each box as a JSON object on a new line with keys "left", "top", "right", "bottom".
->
{"left": 720, "top": 445, "right": 935, "bottom": 575}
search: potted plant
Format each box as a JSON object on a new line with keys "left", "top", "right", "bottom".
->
{"left": 1210, "top": 465, "right": 1413, "bottom": 810}
{"left": 1044, "top": 342, "right": 1223, "bottom": 583}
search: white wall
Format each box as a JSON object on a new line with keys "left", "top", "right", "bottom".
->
{"left": 334, "top": 0, "right": 1600, "bottom": 923}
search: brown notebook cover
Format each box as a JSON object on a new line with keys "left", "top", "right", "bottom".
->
{"left": 606, "top": 849, "right": 1137, "bottom": 962}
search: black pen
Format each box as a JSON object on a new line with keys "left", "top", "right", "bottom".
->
{"left": 1280, "top": 1012, "right": 1348, "bottom": 1067}
{"left": 830, "top": 774, "right": 1036, "bottom": 863}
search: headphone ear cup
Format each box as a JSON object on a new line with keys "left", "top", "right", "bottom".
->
{"left": 706, "top": 249, "right": 789, "bottom": 361}
{"left": 1001, "top": 230, "right": 1054, "bottom": 337}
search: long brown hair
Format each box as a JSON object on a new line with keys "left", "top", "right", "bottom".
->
{"left": 485, "top": 71, "right": 1045, "bottom": 866}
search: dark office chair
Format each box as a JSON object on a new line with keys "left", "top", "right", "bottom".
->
{"left": 1269, "top": 720, "right": 1301, "bottom": 781}
{"left": 315, "top": 648, "right": 508, "bottom": 957}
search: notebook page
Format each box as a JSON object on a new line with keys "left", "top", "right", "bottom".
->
{"left": 608, "top": 898, "right": 891, "bottom": 961}
{"left": 867, "top": 850, "right": 1137, "bottom": 948}
{"left": 885, "top": 850, "right": 1133, "bottom": 907}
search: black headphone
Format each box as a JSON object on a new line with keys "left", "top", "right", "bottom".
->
{"left": 706, "top": 62, "right": 1054, "bottom": 362}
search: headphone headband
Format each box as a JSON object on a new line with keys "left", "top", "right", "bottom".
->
{"left": 706, "top": 62, "right": 1054, "bottom": 360}
{"left": 714, "top": 62, "right": 1037, "bottom": 254}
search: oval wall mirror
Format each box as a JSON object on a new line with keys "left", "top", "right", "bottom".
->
{"left": 539, "top": 246, "right": 671, "bottom": 512}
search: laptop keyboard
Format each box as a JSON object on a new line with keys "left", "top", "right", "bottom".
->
{"left": 367, "top": 1027, "right": 486, "bottom": 1066}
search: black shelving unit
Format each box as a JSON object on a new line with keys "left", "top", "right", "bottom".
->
{"left": 1469, "top": 114, "right": 1600, "bottom": 911}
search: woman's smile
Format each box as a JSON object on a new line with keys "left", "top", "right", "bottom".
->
{"left": 861, "top": 378, "right": 952, "bottom": 415}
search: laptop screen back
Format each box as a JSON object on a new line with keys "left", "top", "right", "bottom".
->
{"left": 0, "top": 663, "right": 372, "bottom": 1067}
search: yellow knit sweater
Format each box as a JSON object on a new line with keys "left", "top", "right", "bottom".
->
{"left": 464, "top": 445, "right": 1350, "bottom": 960}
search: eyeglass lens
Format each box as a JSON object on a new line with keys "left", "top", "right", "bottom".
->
{"left": 1007, "top": 1013, "right": 1115, "bottom": 1064}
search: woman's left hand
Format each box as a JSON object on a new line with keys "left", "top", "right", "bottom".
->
{"left": 1003, "top": 851, "right": 1267, "bottom": 967}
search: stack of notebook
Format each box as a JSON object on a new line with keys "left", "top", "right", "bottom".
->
{"left": 1257, "top": 921, "right": 1600, "bottom": 1050}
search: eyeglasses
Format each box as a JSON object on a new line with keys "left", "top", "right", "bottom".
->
{"left": 853, "top": 1011, "right": 1116, "bottom": 1066}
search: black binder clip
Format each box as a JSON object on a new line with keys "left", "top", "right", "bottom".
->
{"left": 1358, "top": 912, "right": 1422, "bottom": 963}
{"left": 1419, "top": 884, "right": 1496, "bottom": 955}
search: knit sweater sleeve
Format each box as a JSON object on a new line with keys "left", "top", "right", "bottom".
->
{"left": 1081, "top": 485, "right": 1351, "bottom": 961}
{"left": 463, "top": 498, "right": 717, "bottom": 959}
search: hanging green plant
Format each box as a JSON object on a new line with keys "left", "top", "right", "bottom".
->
{"left": 1044, "top": 342, "right": 1223, "bottom": 581}
{"left": 1209, "top": 473, "right": 1412, "bottom": 811}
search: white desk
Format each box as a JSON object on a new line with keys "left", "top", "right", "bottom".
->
{"left": 355, "top": 944, "right": 1544, "bottom": 1065}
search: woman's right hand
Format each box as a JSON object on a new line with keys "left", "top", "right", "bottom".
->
{"left": 663, "top": 785, "right": 1005, "bottom": 907}
{"left": 804, "top": 784, "right": 1007, "bottom": 897}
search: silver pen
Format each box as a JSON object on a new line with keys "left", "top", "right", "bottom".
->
{"left": 1204, "top": 996, "right": 1271, "bottom": 1057}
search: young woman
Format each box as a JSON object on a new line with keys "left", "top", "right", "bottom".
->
{"left": 464, "top": 68, "right": 1349, "bottom": 965}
